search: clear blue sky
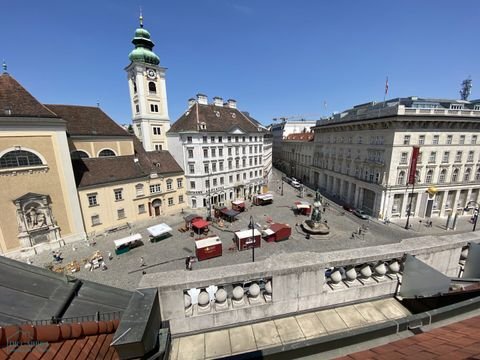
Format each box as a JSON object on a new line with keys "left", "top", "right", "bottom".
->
{"left": 2, "top": 0, "right": 479, "bottom": 125}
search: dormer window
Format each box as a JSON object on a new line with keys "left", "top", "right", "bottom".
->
{"left": 200, "top": 122, "right": 206, "bottom": 130}
{"left": 450, "top": 104, "right": 463, "bottom": 110}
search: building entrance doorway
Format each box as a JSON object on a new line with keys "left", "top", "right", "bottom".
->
{"left": 152, "top": 199, "right": 162, "bottom": 216}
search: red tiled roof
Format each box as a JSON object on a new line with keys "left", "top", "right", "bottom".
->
{"left": 0, "top": 74, "right": 58, "bottom": 118}
{"left": 45, "top": 104, "right": 129, "bottom": 137}
{"left": 169, "top": 103, "right": 264, "bottom": 133}
{"left": 0, "top": 320, "right": 120, "bottom": 359}
{"left": 338, "top": 315, "right": 480, "bottom": 359}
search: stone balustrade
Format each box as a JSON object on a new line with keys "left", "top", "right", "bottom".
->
{"left": 139, "top": 232, "right": 480, "bottom": 335}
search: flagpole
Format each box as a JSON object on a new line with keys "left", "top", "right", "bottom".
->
{"left": 383, "top": 76, "right": 388, "bottom": 107}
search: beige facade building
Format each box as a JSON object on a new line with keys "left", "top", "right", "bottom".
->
{"left": 0, "top": 70, "right": 186, "bottom": 255}
{"left": 311, "top": 97, "right": 480, "bottom": 220}
{"left": 276, "top": 132, "right": 314, "bottom": 184}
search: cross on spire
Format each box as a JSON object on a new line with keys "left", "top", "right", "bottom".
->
{"left": 2, "top": 60, "right": 7, "bottom": 73}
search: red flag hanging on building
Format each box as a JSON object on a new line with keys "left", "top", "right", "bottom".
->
{"left": 407, "top": 146, "right": 420, "bottom": 185}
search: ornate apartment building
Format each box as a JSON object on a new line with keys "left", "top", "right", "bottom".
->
{"left": 167, "top": 95, "right": 267, "bottom": 211}
{"left": 277, "top": 132, "right": 314, "bottom": 184}
{"left": 311, "top": 97, "right": 480, "bottom": 220}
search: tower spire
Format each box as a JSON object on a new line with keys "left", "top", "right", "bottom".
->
{"left": 139, "top": 7, "right": 144, "bottom": 28}
{"left": 2, "top": 60, "right": 7, "bottom": 73}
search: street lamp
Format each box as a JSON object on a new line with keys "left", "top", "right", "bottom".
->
{"left": 464, "top": 201, "right": 479, "bottom": 231}
{"left": 248, "top": 216, "right": 255, "bottom": 262}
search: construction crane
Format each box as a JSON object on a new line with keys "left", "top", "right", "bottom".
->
{"left": 272, "top": 114, "right": 321, "bottom": 122}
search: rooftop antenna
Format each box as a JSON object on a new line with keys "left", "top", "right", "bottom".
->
{"left": 139, "top": 6, "right": 144, "bottom": 28}
{"left": 460, "top": 77, "right": 472, "bottom": 101}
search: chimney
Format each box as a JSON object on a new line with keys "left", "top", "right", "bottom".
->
{"left": 188, "top": 98, "right": 196, "bottom": 108}
{"left": 213, "top": 96, "right": 223, "bottom": 107}
{"left": 196, "top": 93, "right": 208, "bottom": 105}
{"left": 226, "top": 99, "right": 237, "bottom": 109}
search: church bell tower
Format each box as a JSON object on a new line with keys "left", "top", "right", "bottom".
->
{"left": 125, "top": 13, "right": 170, "bottom": 151}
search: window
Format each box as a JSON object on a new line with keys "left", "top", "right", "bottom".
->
{"left": 99, "top": 149, "right": 116, "bottom": 157}
{"left": 442, "top": 151, "right": 450, "bottom": 163}
{"left": 243, "top": 173, "right": 246, "bottom": 180}
{"left": 235, "top": 136, "right": 239, "bottom": 142}
{"left": 114, "top": 189, "right": 123, "bottom": 201}
{"left": 150, "top": 104, "right": 159, "bottom": 112}
{"left": 177, "top": 178, "right": 183, "bottom": 188}
{"left": 205, "top": 180, "right": 210, "bottom": 188}
{"left": 117, "top": 208, "right": 126, "bottom": 219}
{"left": 211, "top": 148, "right": 216, "bottom": 157}
{"left": 190, "top": 181, "right": 195, "bottom": 189}
{"left": 417, "top": 152, "right": 423, "bottom": 164}
{"left": 88, "top": 194, "right": 98, "bottom": 207}
{"left": 242, "top": 136, "right": 246, "bottom": 142}
{"left": 242, "top": 159, "right": 246, "bottom": 167}
{"left": 249, "top": 136, "right": 252, "bottom": 142}
{"left": 433, "top": 135, "right": 439, "bottom": 145}
{"left": 242, "top": 146, "right": 246, "bottom": 155}
{"left": 148, "top": 82, "right": 156, "bottom": 93}
{"left": 403, "top": 135, "right": 411, "bottom": 145}
{"left": 187, "top": 136, "right": 192, "bottom": 143}
{"left": 419, "top": 135, "right": 425, "bottom": 145}
{"left": 249, "top": 158, "right": 252, "bottom": 166}
{"left": 249, "top": 171, "right": 253, "bottom": 178}
{"left": 249, "top": 145, "right": 253, "bottom": 154}
{"left": 192, "top": 199, "right": 197, "bottom": 208}
{"left": 154, "top": 144, "right": 162, "bottom": 150}
{"left": 439, "top": 169, "right": 446, "bottom": 184}
{"left": 188, "top": 149, "right": 194, "bottom": 158}
{"left": 228, "top": 160, "right": 232, "bottom": 170}
{"left": 455, "top": 151, "right": 462, "bottom": 163}
{"left": 472, "top": 135, "right": 477, "bottom": 145}
{"left": 358, "top": 136, "right": 362, "bottom": 144}
{"left": 468, "top": 151, "right": 474, "bottom": 162}
{"left": 235, "top": 147, "right": 239, "bottom": 156}
{"left": 451, "top": 168, "right": 459, "bottom": 182}
{"left": 213, "top": 178, "right": 217, "bottom": 186}
{"left": 218, "top": 148, "right": 223, "bottom": 157}
{"left": 464, "top": 168, "right": 471, "bottom": 182}
{"left": 204, "top": 163, "right": 209, "bottom": 173}
{"left": 203, "top": 136, "right": 208, "bottom": 143}
{"left": 189, "top": 164, "right": 195, "bottom": 174}
{"left": 138, "top": 204, "right": 146, "bottom": 214}
{"left": 150, "top": 184, "right": 161, "bottom": 194}
{"left": 255, "top": 136, "right": 258, "bottom": 142}
{"left": 166, "top": 180, "right": 173, "bottom": 190}
{"left": 236, "top": 174, "right": 240, "bottom": 181}
{"left": 153, "top": 126, "right": 161, "bottom": 135}
{"left": 91, "top": 215, "right": 100, "bottom": 226}
{"left": 426, "top": 170, "right": 433, "bottom": 184}
{"left": 397, "top": 171, "right": 405, "bottom": 185}
{"left": 229, "top": 175, "right": 233, "bottom": 183}
{"left": 71, "top": 150, "right": 89, "bottom": 160}
{"left": 203, "top": 148, "right": 208, "bottom": 158}
{"left": 133, "top": 81, "right": 137, "bottom": 93}
{"left": 400, "top": 152, "right": 408, "bottom": 164}
{"left": 168, "top": 198, "right": 174, "bottom": 206}
{"left": 450, "top": 104, "right": 463, "bottom": 110}
{"left": 476, "top": 168, "right": 480, "bottom": 181}
{"left": 429, "top": 152, "right": 436, "bottom": 163}
{"left": 460, "top": 135, "right": 465, "bottom": 145}
{"left": 211, "top": 136, "right": 215, "bottom": 143}
{"left": 220, "top": 177, "right": 224, "bottom": 185}
{"left": 135, "top": 184, "right": 144, "bottom": 197}
{"left": 447, "top": 135, "right": 453, "bottom": 144}
{"left": 135, "top": 104, "right": 139, "bottom": 113}
{"left": 218, "top": 136, "right": 223, "bottom": 143}
{"left": 227, "top": 136, "right": 231, "bottom": 142}
{"left": 235, "top": 159, "right": 239, "bottom": 168}
{"left": 179, "top": 195, "right": 184, "bottom": 203}
{"left": 212, "top": 163, "right": 217, "bottom": 172}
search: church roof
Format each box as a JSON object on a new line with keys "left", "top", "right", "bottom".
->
{"left": 73, "top": 138, "right": 183, "bottom": 188}
{"left": 45, "top": 104, "right": 130, "bottom": 137}
{"left": 0, "top": 73, "right": 58, "bottom": 118}
{"left": 168, "top": 103, "right": 264, "bottom": 134}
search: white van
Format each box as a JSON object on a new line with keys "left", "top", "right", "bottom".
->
{"left": 291, "top": 180, "right": 301, "bottom": 189}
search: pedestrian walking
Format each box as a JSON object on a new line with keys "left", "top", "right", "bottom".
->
{"left": 108, "top": 251, "right": 113, "bottom": 260}
{"left": 101, "top": 261, "right": 108, "bottom": 271}
{"left": 140, "top": 257, "right": 145, "bottom": 267}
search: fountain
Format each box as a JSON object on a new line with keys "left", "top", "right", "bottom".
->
{"left": 301, "top": 190, "right": 330, "bottom": 235}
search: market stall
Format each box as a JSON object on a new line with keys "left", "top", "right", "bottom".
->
{"left": 263, "top": 223, "right": 292, "bottom": 242}
{"left": 195, "top": 236, "right": 223, "bottom": 261}
{"left": 294, "top": 201, "right": 312, "bottom": 215}
{"left": 191, "top": 218, "right": 210, "bottom": 235}
{"left": 113, "top": 233, "right": 142, "bottom": 255}
{"left": 234, "top": 229, "right": 262, "bottom": 251}
{"left": 184, "top": 214, "right": 202, "bottom": 229}
{"left": 147, "top": 223, "right": 173, "bottom": 242}
{"left": 253, "top": 193, "right": 274, "bottom": 206}
{"left": 219, "top": 208, "right": 240, "bottom": 223}
{"left": 232, "top": 199, "right": 246, "bottom": 212}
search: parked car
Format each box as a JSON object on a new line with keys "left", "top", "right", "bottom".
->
{"left": 291, "top": 180, "right": 301, "bottom": 189}
{"left": 353, "top": 209, "right": 369, "bottom": 220}
{"left": 342, "top": 204, "right": 354, "bottom": 212}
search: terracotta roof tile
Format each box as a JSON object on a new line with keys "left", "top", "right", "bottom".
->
{"left": 169, "top": 103, "right": 264, "bottom": 133}
{"left": 45, "top": 104, "right": 129, "bottom": 137}
{"left": 285, "top": 133, "right": 314, "bottom": 141}
{"left": 340, "top": 315, "right": 480, "bottom": 360}
{"left": 0, "top": 74, "right": 57, "bottom": 118}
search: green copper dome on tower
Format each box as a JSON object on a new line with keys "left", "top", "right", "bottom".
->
{"left": 128, "top": 14, "right": 160, "bottom": 65}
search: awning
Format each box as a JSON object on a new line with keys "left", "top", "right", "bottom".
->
{"left": 147, "top": 223, "right": 173, "bottom": 237}
{"left": 221, "top": 208, "right": 240, "bottom": 217}
{"left": 270, "top": 223, "right": 290, "bottom": 232}
{"left": 184, "top": 214, "right": 200, "bottom": 222}
{"left": 232, "top": 200, "right": 245, "bottom": 207}
{"left": 113, "top": 233, "right": 142, "bottom": 249}
{"left": 191, "top": 219, "right": 209, "bottom": 229}
{"left": 235, "top": 229, "right": 262, "bottom": 239}
{"left": 256, "top": 193, "right": 273, "bottom": 200}
{"left": 262, "top": 228, "right": 275, "bottom": 236}
{"left": 195, "top": 236, "right": 222, "bottom": 249}
{"left": 294, "top": 201, "right": 311, "bottom": 209}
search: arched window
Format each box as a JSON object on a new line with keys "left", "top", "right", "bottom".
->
{"left": 71, "top": 150, "right": 90, "bottom": 160}
{"left": 415, "top": 170, "right": 421, "bottom": 183}
{"left": 98, "top": 149, "right": 116, "bottom": 157}
{"left": 148, "top": 82, "right": 156, "bottom": 93}
{"left": 451, "top": 168, "right": 459, "bottom": 182}
{"left": 397, "top": 171, "right": 405, "bottom": 185}
{"left": 476, "top": 168, "right": 480, "bottom": 181}
{"left": 0, "top": 150, "right": 43, "bottom": 169}
{"left": 464, "top": 168, "right": 472, "bottom": 182}
{"left": 426, "top": 170, "right": 433, "bottom": 184}
{"left": 439, "top": 169, "right": 446, "bottom": 184}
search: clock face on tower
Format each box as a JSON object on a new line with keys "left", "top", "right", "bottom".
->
{"left": 147, "top": 69, "right": 157, "bottom": 79}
